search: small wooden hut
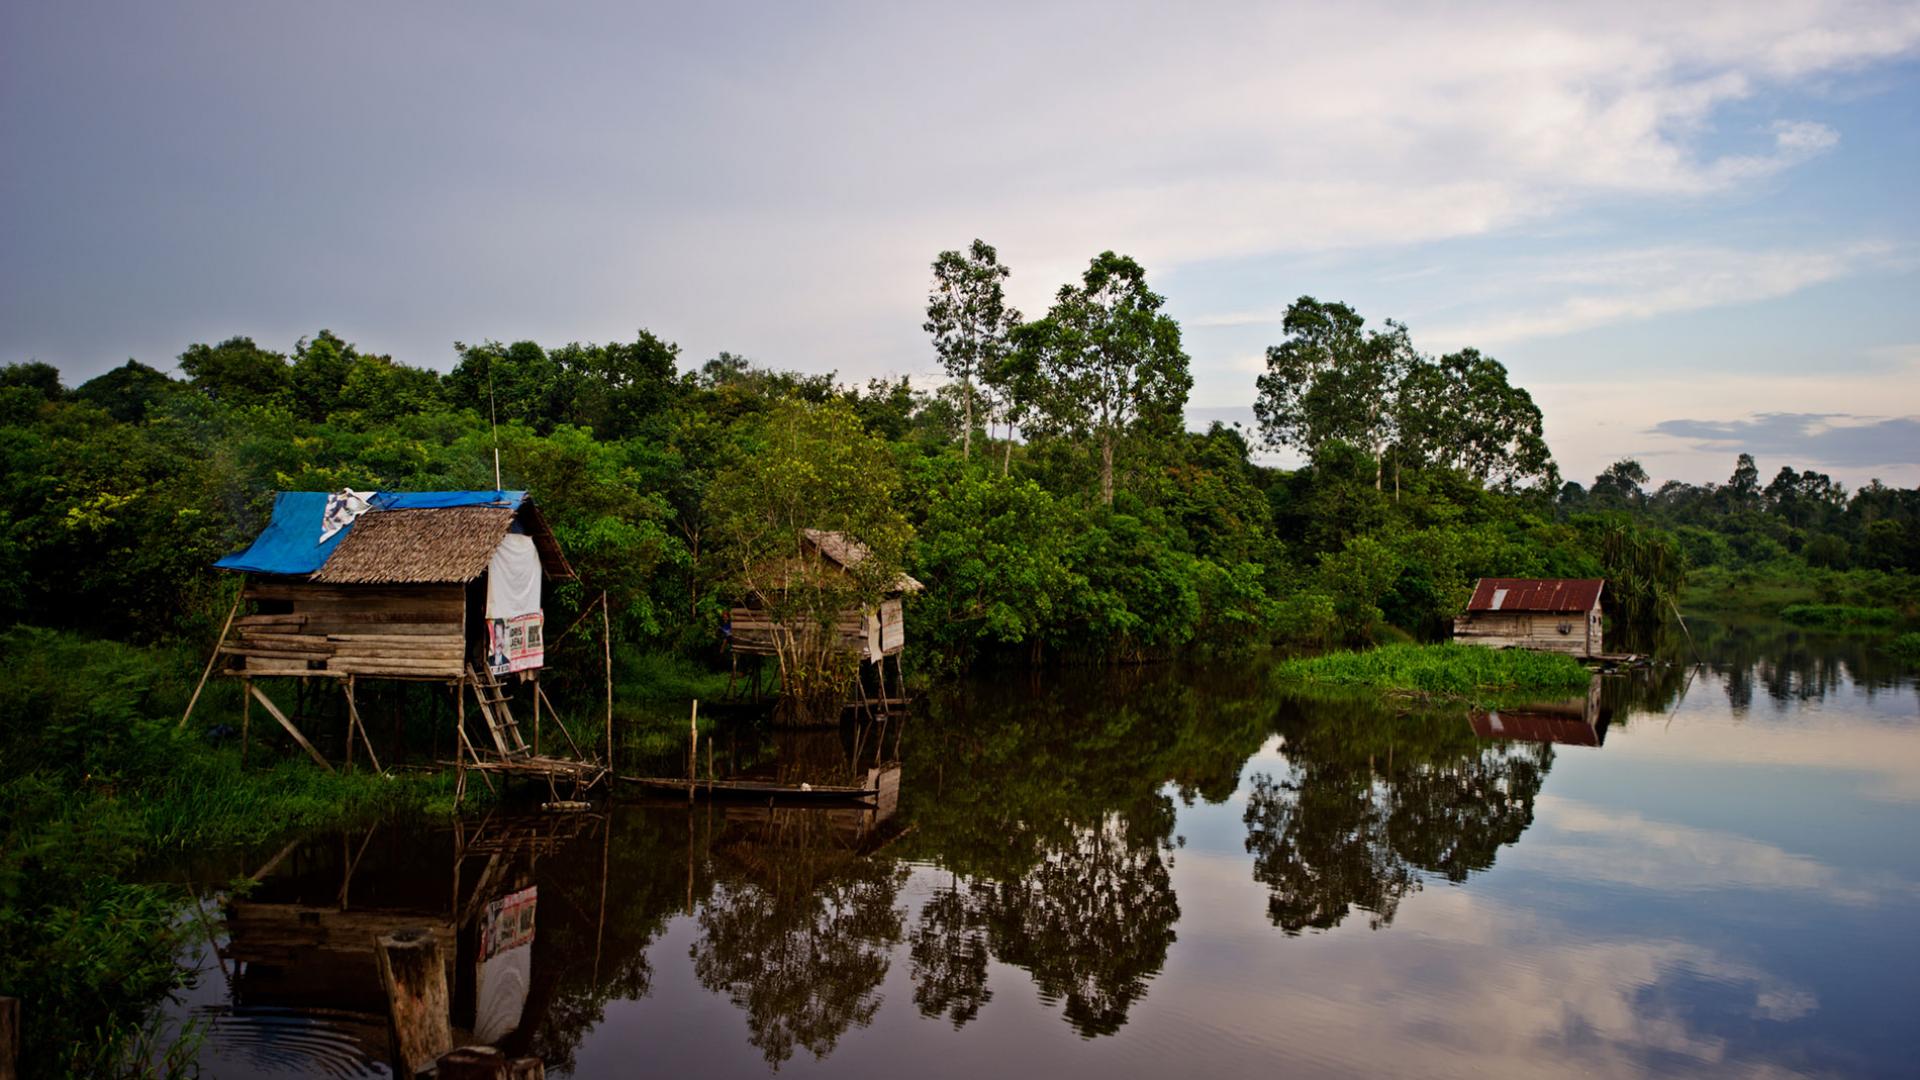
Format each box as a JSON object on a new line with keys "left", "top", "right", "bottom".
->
{"left": 725, "top": 528, "right": 922, "bottom": 712}
{"left": 201, "top": 490, "right": 603, "bottom": 796}
{"left": 1453, "top": 577, "right": 1605, "bottom": 659}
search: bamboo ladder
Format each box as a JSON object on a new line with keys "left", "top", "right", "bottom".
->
{"left": 463, "top": 664, "right": 531, "bottom": 758}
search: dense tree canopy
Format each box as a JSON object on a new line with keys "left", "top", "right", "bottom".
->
{"left": 0, "top": 246, "right": 1912, "bottom": 667}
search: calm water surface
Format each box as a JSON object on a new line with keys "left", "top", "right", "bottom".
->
{"left": 166, "top": 621, "right": 1920, "bottom": 1078}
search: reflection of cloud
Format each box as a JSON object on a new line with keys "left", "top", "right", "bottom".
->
{"left": 1517, "top": 797, "right": 1883, "bottom": 905}
{"left": 1602, "top": 707, "right": 1920, "bottom": 804}
{"left": 1162, "top": 855, "right": 1822, "bottom": 1078}
{"left": 1647, "top": 412, "right": 1920, "bottom": 468}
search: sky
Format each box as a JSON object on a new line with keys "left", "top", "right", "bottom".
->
{"left": 3, "top": 1, "right": 1918, "bottom": 488}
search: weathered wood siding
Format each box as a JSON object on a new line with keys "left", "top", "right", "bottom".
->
{"left": 223, "top": 580, "right": 467, "bottom": 678}
{"left": 1453, "top": 602, "right": 1603, "bottom": 658}
{"left": 729, "top": 606, "right": 867, "bottom": 658}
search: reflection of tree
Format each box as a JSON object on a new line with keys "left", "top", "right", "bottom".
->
{"left": 980, "top": 813, "right": 1180, "bottom": 1037}
{"left": 1244, "top": 770, "right": 1415, "bottom": 933}
{"left": 1388, "top": 742, "right": 1550, "bottom": 882}
{"left": 691, "top": 855, "right": 907, "bottom": 1069}
{"left": 909, "top": 879, "right": 993, "bottom": 1027}
{"left": 522, "top": 808, "right": 698, "bottom": 1072}
{"left": 1245, "top": 701, "right": 1554, "bottom": 934}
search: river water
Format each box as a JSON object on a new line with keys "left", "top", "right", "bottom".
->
{"left": 164, "top": 620, "right": 1920, "bottom": 1078}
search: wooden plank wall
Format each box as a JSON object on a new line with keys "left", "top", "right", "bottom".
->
{"left": 729, "top": 607, "right": 867, "bottom": 658}
{"left": 1452, "top": 609, "right": 1600, "bottom": 658}
{"left": 224, "top": 581, "right": 467, "bottom": 678}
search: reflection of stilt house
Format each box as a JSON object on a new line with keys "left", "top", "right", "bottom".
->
{"left": 725, "top": 529, "right": 922, "bottom": 712}
{"left": 206, "top": 490, "right": 605, "bottom": 797}
{"left": 215, "top": 814, "right": 603, "bottom": 1072}
{"left": 1468, "top": 677, "right": 1609, "bottom": 747}
{"left": 1453, "top": 578, "right": 1606, "bottom": 659}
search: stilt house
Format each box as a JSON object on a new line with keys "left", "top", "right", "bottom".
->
{"left": 726, "top": 528, "right": 922, "bottom": 705}
{"left": 1453, "top": 577, "right": 1605, "bottom": 659}
{"left": 205, "top": 490, "right": 600, "bottom": 793}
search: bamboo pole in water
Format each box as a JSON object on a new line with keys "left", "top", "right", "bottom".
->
{"left": 602, "top": 591, "right": 613, "bottom": 767}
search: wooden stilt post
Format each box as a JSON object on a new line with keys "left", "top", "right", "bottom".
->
{"left": 250, "top": 682, "right": 333, "bottom": 772}
{"left": 344, "top": 677, "right": 382, "bottom": 773}
{"left": 179, "top": 590, "right": 242, "bottom": 731}
{"left": 240, "top": 677, "right": 252, "bottom": 766}
{"left": 687, "top": 699, "right": 699, "bottom": 801}
{"left": 345, "top": 680, "right": 356, "bottom": 770}
{"left": 532, "top": 675, "right": 541, "bottom": 757}
{"left": 455, "top": 679, "right": 467, "bottom": 807}
{"left": 602, "top": 591, "right": 614, "bottom": 768}
{"left": 373, "top": 927, "right": 451, "bottom": 1076}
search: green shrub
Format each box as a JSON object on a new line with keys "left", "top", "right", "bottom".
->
{"left": 1884, "top": 632, "right": 1920, "bottom": 665}
{"left": 1778, "top": 603, "right": 1899, "bottom": 629}
{"left": 1275, "top": 642, "right": 1592, "bottom": 703}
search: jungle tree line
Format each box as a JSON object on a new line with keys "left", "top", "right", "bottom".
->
{"left": 2, "top": 241, "right": 1914, "bottom": 666}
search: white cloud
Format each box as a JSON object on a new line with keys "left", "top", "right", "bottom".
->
{"left": 1423, "top": 243, "right": 1888, "bottom": 348}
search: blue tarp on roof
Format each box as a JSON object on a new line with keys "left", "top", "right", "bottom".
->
{"left": 375, "top": 490, "right": 525, "bottom": 511}
{"left": 213, "top": 491, "right": 528, "bottom": 576}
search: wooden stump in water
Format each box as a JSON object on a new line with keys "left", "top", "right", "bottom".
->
{"left": 373, "top": 927, "right": 450, "bottom": 1076}
{"left": 0, "top": 995, "right": 18, "bottom": 1080}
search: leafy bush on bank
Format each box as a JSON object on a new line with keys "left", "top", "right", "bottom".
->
{"left": 1274, "top": 642, "right": 1593, "bottom": 704}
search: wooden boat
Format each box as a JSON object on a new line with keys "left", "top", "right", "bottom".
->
{"left": 618, "top": 775, "right": 879, "bottom": 803}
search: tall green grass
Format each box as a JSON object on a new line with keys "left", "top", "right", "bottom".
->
{"left": 1275, "top": 642, "right": 1594, "bottom": 703}
{"left": 0, "top": 627, "right": 472, "bottom": 1076}
{"left": 1885, "top": 632, "right": 1920, "bottom": 666}
{"left": 1778, "top": 603, "right": 1900, "bottom": 630}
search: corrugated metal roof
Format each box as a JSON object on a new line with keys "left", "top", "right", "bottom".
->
{"left": 1465, "top": 578, "right": 1604, "bottom": 613}
{"left": 1468, "top": 710, "right": 1603, "bottom": 747}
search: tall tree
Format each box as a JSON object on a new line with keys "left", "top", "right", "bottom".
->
{"left": 1255, "top": 297, "right": 1414, "bottom": 489}
{"left": 924, "top": 240, "right": 1021, "bottom": 461}
{"left": 704, "top": 398, "right": 912, "bottom": 719}
{"left": 1009, "top": 252, "right": 1191, "bottom": 504}
{"left": 1394, "top": 347, "right": 1556, "bottom": 491}
{"left": 177, "top": 336, "right": 290, "bottom": 408}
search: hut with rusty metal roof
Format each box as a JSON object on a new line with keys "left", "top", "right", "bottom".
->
{"left": 1453, "top": 578, "right": 1605, "bottom": 658}
{"left": 192, "top": 490, "right": 602, "bottom": 798}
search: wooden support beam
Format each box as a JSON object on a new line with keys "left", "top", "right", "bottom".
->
{"left": 602, "top": 591, "right": 614, "bottom": 767}
{"left": 179, "top": 590, "right": 243, "bottom": 730}
{"left": 248, "top": 683, "right": 334, "bottom": 773}
{"left": 373, "top": 927, "right": 451, "bottom": 1076}
{"left": 344, "top": 677, "right": 383, "bottom": 773}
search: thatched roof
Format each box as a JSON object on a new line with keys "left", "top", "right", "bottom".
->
{"left": 802, "top": 528, "right": 923, "bottom": 594}
{"left": 313, "top": 503, "right": 574, "bottom": 584}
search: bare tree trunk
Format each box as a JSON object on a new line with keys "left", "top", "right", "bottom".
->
{"left": 1003, "top": 422, "right": 1012, "bottom": 476}
{"left": 1101, "top": 435, "right": 1115, "bottom": 505}
{"left": 962, "top": 381, "right": 973, "bottom": 460}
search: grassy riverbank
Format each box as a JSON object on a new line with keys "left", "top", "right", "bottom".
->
{"left": 1275, "top": 642, "right": 1594, "bottom": 705}
{"left": 0, "top": 627, "right": 473, "bottom": 1076}
{"left": 1684, "top": 564, "right": 1919, "bottom": 620}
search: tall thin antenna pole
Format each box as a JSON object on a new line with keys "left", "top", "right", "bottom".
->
{"left": 488, "top": 364, "right": 502, "bottom": 492}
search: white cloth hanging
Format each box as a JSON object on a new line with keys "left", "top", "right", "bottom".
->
{"left": 318, "top": 489, "right": 376, "bottom": 542}
{"left": 486, "top": 533, "right": 542, "bottom": 618}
